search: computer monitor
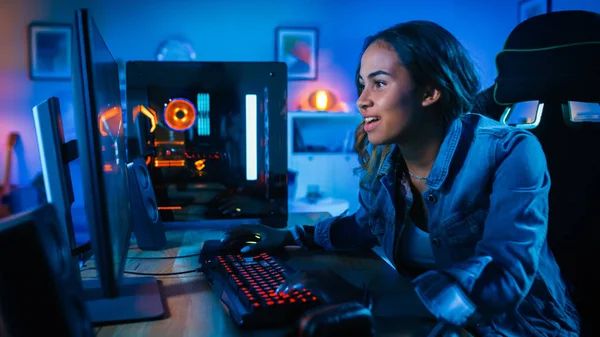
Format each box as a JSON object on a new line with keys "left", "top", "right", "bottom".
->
{"left": 32, "top": 97, "right": 81, "bottom": 280}
{"left": 126, "top": 61, "right": 288, "bottom": 228}
{"left": 71, "top": 8, "right": 164, "bottom": 323}
{"left": 0, "top": 203, "right": 95, "bottom": 337}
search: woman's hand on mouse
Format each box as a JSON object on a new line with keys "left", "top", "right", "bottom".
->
{"left": 222, "top": 224, "right": 295, "bottom": 253}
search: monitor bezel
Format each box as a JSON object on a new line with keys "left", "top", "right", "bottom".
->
{"left": 32, "top": 97, "right": 78, "bottom": 254}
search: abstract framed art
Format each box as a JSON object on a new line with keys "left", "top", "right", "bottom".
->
{"left": 275, "top": 27, "right": 318, "bottom": 80}
{"left": 518, "top": 0, "right": 552, "bottom": 23}
{"left": 29, "top": 23, "right": 72, "bottom": 80}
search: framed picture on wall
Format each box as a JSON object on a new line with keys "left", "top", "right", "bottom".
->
{"left": 275, "top": 27, "right": 318, "bottom": 80}
{"left": 29, "top": 23, "right": 72, "bottom": 80}
{"left": 518, "top": 0, "right": 551, "bottom": 23}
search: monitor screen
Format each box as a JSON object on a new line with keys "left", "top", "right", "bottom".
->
{"left": 126, "top": 62, "right": 288, "bottom": 227}
{"left": 73, "top": 9, "right": 131, "bottom": 297}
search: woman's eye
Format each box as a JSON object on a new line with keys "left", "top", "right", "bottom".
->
{"left": 374, "top": 81, "right": 385, "bottom": 88}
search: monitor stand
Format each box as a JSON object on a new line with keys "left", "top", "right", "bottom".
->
{"left": 82, "top": 277, "right": 165, "bottom": 325}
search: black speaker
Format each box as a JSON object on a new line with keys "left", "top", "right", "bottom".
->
{"left": 127, "top": 157, "right": 167, "bottom": 250}
{"left": 0, "top": 203, "right": 94, "bottom": 337}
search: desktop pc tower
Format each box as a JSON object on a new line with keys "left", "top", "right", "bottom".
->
{"left": 125, "top": 61, "right": 289, "bottom": 229}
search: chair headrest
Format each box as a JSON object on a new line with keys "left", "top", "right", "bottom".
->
{"left": 493, "top": 10, "right": 600, "bottom": 105}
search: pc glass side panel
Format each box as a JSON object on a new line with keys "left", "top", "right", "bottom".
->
{"left": 126, "top": 62, "right": 288, "bottom": 227}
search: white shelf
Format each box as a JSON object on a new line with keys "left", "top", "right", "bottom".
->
{"left": 287, "top": 111, "right": 362, "bottom": 213}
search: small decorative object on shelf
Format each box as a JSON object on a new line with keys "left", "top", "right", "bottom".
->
{"left": 308, "top": 89, "right": 337, "bottom": 111}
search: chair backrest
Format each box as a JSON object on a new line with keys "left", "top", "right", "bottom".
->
{"left": 473, "top": 85, "right": 504, "bottom": 120}
{"left": 489, "top": 10, "right": 600, "bottom": 335}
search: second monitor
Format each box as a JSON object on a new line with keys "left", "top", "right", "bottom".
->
{"left": 126, "top": 62, "right": 288, "bottom": 227}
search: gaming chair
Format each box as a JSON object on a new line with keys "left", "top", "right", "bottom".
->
{"left": 488, "top": 10, "right": 600, "bottom": 336}
{"left": 473, "top": 85, "right": 504, "bottom": 121}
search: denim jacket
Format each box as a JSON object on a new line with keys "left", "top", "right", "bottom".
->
{"left": 311, "top": 113, "right": 580, "bottom": 336}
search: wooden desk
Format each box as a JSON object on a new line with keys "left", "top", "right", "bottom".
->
{"left": 81, "top": 213, "right": 437, "bottom": 337}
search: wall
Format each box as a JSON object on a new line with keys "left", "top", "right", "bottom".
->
{"left": 0, "top": 0, "right": 597, "bottom": 186}
{"left": 553, "top": 0, "right": 600, "bottom": 12}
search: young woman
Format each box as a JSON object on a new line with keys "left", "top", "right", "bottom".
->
{"left": 222, "top": 21, "right": 579, "bottom": 336}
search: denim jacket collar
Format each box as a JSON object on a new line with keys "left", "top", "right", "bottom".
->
{"left": 377, "top": 145, "right": 399, "bottom": 178}
{"left": 376, "top": 116, "right": 463, "bottom": 190}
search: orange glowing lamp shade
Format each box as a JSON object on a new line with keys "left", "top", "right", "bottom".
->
{"left": 164, "top": 98, "right": 197, "bottom": 131}
{"left": 308, "top": 90, "right": 337, "bottom": 111}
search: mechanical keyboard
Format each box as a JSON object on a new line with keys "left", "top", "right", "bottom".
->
{"left": 200, "top": 240, "right": 323, "bottom": 328}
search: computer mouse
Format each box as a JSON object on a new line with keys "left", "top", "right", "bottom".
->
{"left": 219, "top": 230, "right": 261, "bottom": 253}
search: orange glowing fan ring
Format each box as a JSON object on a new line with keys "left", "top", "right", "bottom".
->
{"left": 164, "top": 98, "right": 197, "bottom": 131}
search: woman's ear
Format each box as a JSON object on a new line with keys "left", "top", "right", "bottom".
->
{"left": 422, "top": 86, "right": 441, "bottom": 107}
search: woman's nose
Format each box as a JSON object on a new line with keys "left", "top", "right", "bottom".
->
{"left": 356, "top": 92, "right": 373, "bottom": 111}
